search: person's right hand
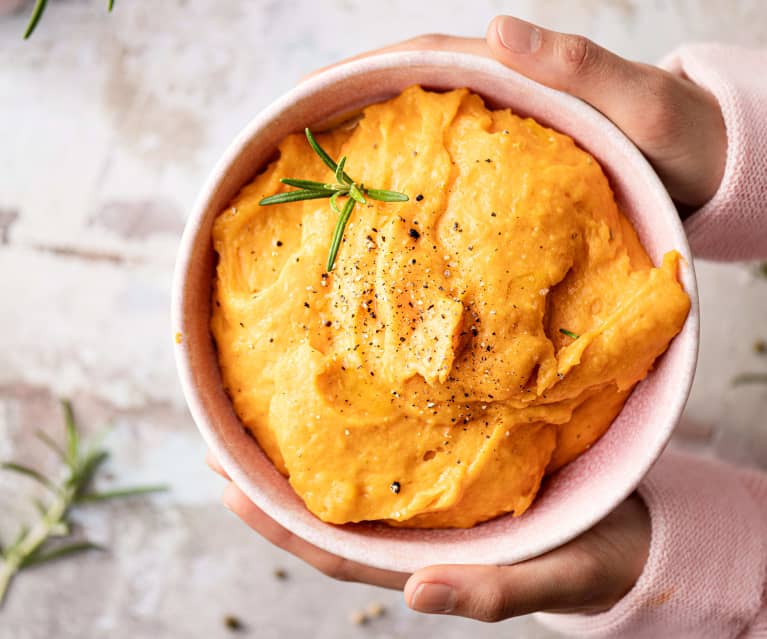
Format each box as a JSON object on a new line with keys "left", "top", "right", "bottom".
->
{"left": 485, "top": 16, "right": 727, "bottom": 209}
{"left": 327, "top": 16, "right": 727, "bottom": 211}
{"left": 209, "top": 451, "right": 651, "bottom": 621}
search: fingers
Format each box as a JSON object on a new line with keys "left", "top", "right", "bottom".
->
{"left": 299, "top": 18, "right": 723, "bottom": 206}
{"left": 362, "top": 34, "right": 490, "bottom": 58}
{"left": 304, "top": 35, "right": 490, "bottom": 81}
{"left": 404, "top": 558, "right": 585, "bottom": 622}
{"left": 205, "top": 450, "right": 230, "bottom": 479}
{"left": 222, "top": 481, "right": 409, "bottom": 590}
{"left": 404, "top": 495, "right": 651, "bottom": 622}
{"left": 207, "top": 451, "right": 407, "bottom": 588}
{"left": 485, "top": 15, "right": 726, "bottom": 206}
{"left": 208, "top": 451, "right": 648, "bottom": 618}
{"left": 486, "top": 15, "right": 653, "bottom": 119}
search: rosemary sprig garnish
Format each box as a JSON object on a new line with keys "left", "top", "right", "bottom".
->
{"left": 559, "top": 328, "right": 580, "bottom": 340}
{"left": 259, "top": 128, "right": 408, "bottom": 272}
{"left": 24, "top": 0, "right": 115, "bottom": 39}
{"left": 0, "top": 399, "right": 167, "bottom": 606}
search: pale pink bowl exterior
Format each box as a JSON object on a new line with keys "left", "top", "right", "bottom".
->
{"left": 172, "top": 51, "right": 699, "bottom": 572}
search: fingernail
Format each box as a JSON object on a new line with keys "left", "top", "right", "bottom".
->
{"left": 497, "top": 16, "right": 542, "bottom": 54}
{"left": 410, "top": 583, "right": 457, "bottom": 613}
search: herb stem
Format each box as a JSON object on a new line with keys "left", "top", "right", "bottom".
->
{"left": 732, "top": 373, "right": 767, "bottom": 386}
{"left": 0, "top": 400, "right": 166, "bottom": 607}
{"left": 0, "top": 482, "right": 72, "bottom": 605}
{"left": 76, "top": 485, "right": 167, "bottom": 502}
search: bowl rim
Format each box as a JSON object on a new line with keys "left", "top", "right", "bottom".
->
{"left": 172, "top": 49, "right": 699, "bottom": 571}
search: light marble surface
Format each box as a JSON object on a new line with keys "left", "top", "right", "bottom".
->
{"left": 1, "top": 1, "right": 766, "bottom": 638}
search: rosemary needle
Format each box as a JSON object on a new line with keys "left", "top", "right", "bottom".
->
{"left": 559, "top": 328, "right": 580, "bottom": 340}
{"left": 23, "top": 0, "right": 48, "bottom": 39}
{"left": 305, "top": 128, "right": 353, "bottom": 184}
{"left": 259, "top": 128, "right": 408, "bottom": 271}
{"left": 259, "top": 189, "right": 337, "bottom": 205}
{"left": 24, "top": 0, "right": 116, "bottom": 39}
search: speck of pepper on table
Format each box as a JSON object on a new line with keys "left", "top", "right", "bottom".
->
{"left": 223, "top": 615, "right": 245, "bottom": 632}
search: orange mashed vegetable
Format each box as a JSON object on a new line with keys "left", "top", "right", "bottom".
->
{"left": 210, "top": 86, "right": 690, "bottom": 528}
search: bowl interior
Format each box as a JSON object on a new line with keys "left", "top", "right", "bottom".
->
{"left": 173, "top": 50, "right": 698, "bottom": 572}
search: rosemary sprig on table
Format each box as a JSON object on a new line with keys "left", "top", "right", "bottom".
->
{"left": 732, "top": 373, "right": 767, "bottom": 386}
{"left": 259, "top": 128, "right": 408, "bottom": 272}
{"left": 0, "top": 399, "right": 167, "bottom": 606}
{"left": 24, "top": 0, "right": 115, "bottom": 40}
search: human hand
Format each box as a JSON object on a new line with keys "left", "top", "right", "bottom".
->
{"left": 205, "top": 16, "right": 702, "bottom": 621}
{"left": 207, "top": 451, "right": 650, "bottom": 621}
{"left": 316, "top": 15, "right": 727, "bottom": 211}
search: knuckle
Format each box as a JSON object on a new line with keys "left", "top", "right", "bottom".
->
{"left": 584, "top": 551, "right": 612, "bottom": 586}
{"left": 333, "top": 563, "right": 355, "bottom": 582}
{"left": 482, "top": 608, "right": 507, "bottom": 623}
{"left": 314, "top": 555, "right": 352, "bottom": 582}
{"left": 567, "top": 543, "right": 617, "bottom": 607}
{"left": 474, "top": 589, "right": 511, "bottom": 623}
{"left": 557, "top": 35, "right": 596, "bottom": 76}
{"left": 408, "top": 33, "right": 450, "bottom": 49}
{"left": 268, "top": 525, "right": 295, "bottom": 551}
{"left": 569, "top": 540, "right": 608, "bottom": 584}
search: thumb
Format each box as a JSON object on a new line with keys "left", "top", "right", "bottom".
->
{"left": 404, "top": 558, "right": 602, "bottom": 622}
{"left": 485, "top": 15, "right": 727, "bottom": 207}
{"left": 485, "top": 15, "right": 656, "bottom": 123}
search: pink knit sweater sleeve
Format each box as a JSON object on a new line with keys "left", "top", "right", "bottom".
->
{"left": 536, "top": 451, "right": 767, "bottom": 638}
{"left": 536, "top": 44, "right": 767, "bottom": 638}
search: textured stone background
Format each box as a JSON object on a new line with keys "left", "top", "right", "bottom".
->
{"left": 1, "top": 1, "right": 765, "bottom": 638}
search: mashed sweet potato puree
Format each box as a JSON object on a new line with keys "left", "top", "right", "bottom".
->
{"left": 210, "top": 86, "right": 690, "bottom": 528}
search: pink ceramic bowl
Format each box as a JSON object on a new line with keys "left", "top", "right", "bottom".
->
{"left": 172, "top": 50, "right": 698, "bottom": 572}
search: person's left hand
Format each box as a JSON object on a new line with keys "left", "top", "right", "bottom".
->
{"left": 207, "top": 452, "right": 650, "bottom": 621}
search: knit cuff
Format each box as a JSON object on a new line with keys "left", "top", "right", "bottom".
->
{"left": 535, "top": 450, "right": 767, "bottom": 638}
{"left": 660, "top": 44, "right": 767, "bottom": 261}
